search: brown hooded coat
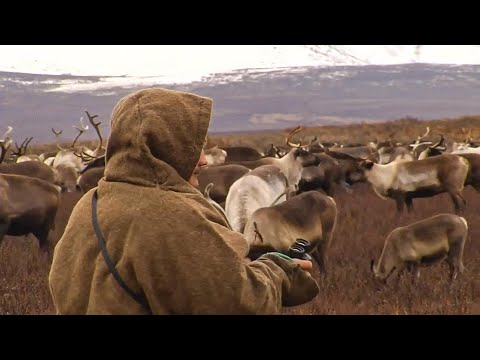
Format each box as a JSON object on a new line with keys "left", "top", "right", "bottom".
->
{"left": 48, "top": 88, "right": 319, "bottom": 315}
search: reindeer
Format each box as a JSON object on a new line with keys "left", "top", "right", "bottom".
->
{"left": 53, "top": 111, "right": 103, "bottom": 169}
{"left": 353, "top": 153, "right": 469, "bottom": 214}
{"left": 452, "top": 128, "right": 480, "bottom": 152}
{"left": 0, "top": 160, "right": 60, "bottom": 185}
{"left": 264, "top": 143, "right": 282, "bottom": 158}
{"left": 204, "top": 146, "right": 227, "bottom": 166}
{"left": 76, "top": 166, "right": 105, "bottom": 193}
{"left": 371, "top": 213, "right": 468, "bottom": 286}
{"left": 413, "top": 134, "right": 447, "bottom": 160}
{"left": 298, "top": 153, "right": 352, "bottom": 196}
{"left": 423, "top": 153, "right": 480, "bottom": 194}
{"left": 197, "top": 164, "right": 251, "bottom": 206}
{"left": 224, "top": 126, "right": 318, "bottom": 233}
{"left": 0, "top": 128, "right": 59, "bottom": 185}
{"left": 221, "top": 146, "right": 263, "bottom": 162}
{"left": 243, "top": 191, "right": 337, "bottom": 277}
{"left": 325, "top": 143, "right": 379, "bottom": 161}
{"left": 0, "top": 130, "right": 61, "bottom": 252}
{"left": 52, "top": 111, "right": 106, "bottom": 191}
{"left": 374, "top": 137, "right": 415, "bottom": 164}
{"left": 11, "top": 137, "right": 37, "bottom": 162}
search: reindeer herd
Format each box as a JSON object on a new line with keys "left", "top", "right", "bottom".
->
{"left": 0, "top": 111, "right": 106, "bottom": 252}
{"left": 200, "top": 126, "right": 478, "bottom": 287}
{"left": 0, "top": 119, "right": 478, "bottom": 290}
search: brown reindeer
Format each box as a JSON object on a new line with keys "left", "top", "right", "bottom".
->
{"left": 353, "top": 153, "right": 469, "bottom": 214}
{"left": 243, "top": 191, "right": 337, "bottom": 278}
{"left": 371, "top": 213, "right": 468, "bottom": 286}
{"left": 0, "top": 129, "right": 61, "bottom": 252}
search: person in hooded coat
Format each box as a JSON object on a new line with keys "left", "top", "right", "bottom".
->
{"left": 48, "top": 87, "right": 320, "bottom": 315}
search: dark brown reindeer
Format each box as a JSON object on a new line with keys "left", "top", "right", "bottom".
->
{"left": 0, "top": 128, "right": 59, "bottom": 185}
{"left": 0, "top": 128, "right": 62, "bottom": 252}
{"left": 243, "top": 191, "right": 338, "bottom": 278}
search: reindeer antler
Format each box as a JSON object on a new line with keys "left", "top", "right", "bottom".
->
{"left": 415, "top": 126, "right": 430, "bottom": 144}
{"left": 429, "top": 134, "right": 446, "bottom": 150}
{"left": 12, "top": 137, "right": 34, "bottom": 157}
{"left": 71, "top": 116, "right": 89, "bottom": 148}
{"left": 73, "top": 147, "right": 105, "bottom": 162}
{"left": 85, "top": 110, "right": 105, "bottom": 156}
{"left": 52, "top": 128, "right": 68, "bottom": 152}
{"left": 286, "top": 126, "right": 306, "bottom": 148}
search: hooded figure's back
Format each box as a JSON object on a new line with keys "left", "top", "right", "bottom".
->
{"left": 48, "top": 88, "right": 319, "bottom": 315}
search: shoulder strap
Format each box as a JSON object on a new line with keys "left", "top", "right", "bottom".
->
{"left": 91, "top": 189, "right": 152, "bottom": 314}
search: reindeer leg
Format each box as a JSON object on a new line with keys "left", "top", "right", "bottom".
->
{"left": 392, "top": 266, "right": 404, "bottom": 290}
{"left": 34, "top": 225, "right": 52, "bottom": 254}
{"left": 0, "top": 218, "right": 10, "bottom": 247}
{"left": 405, "top": 196, "right": 415, "bottom": 213}
{"left": 311, "top": 241, "right": 328, "bottom": 279}
{"left": 394, "top": 194, "right": 405, "bottom": 213}
{"left": 411, "top": 265, "right": 421, "bottom": 286}
{"left": 447, "top": 240, "right": 465, "bottom": 289}
{"left": 450, "top": 192, "right": 466, "bottom": 214}
{"left": 446, "top": 261, "right": 458, "bottom": 291}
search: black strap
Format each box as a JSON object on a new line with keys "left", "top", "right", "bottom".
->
{"left": 92, "top": 189, "right": 152, "bottom": 314}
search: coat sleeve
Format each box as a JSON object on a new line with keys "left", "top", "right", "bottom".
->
{"left": 133, "top": 209, "right": 319, "bottom": 315}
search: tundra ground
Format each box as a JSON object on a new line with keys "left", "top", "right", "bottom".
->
{"left": 1, "top": 183, "right": 479, "bottom": 315}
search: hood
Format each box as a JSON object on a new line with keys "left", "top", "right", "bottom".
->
{"left": 104, "top": 88, "right": 212, "bottom": 191}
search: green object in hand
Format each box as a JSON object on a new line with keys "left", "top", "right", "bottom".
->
{"left": 269, "top": 252, "right": 293, "bottom": 261}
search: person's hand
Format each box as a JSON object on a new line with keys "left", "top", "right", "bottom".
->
{"left": 292, "top": 259, "right": 313, "bottom": 272}
{"left": 258, "top": 253, "right": 320, "bottom": 307}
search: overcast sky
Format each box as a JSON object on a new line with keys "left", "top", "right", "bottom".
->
{"left": 2, "top": 45, "right": 480, "bottom": 83}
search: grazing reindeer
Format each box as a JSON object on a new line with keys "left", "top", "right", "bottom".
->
{"left": 243, "top": 191, "right": 337, "bottom": 277}
{"left": 225, "top": 126, "right": 318, "bottom": 233}
{"left": 371, "top": 213, "right": 468, "bottom": 286}
{"left": 0, "top": 130, "right": 61, "bottom": 252}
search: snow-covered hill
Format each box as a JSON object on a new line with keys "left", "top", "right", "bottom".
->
{"left": 1, "top": 61, "right": 480, "bottom": 143}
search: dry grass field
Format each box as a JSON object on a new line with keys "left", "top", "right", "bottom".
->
{"left": 1, "top": 116, "right": 480, "bottom": 315}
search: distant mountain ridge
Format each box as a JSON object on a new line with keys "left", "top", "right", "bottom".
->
{"left": 1, "top": 63, "right": 480, "bottom": 144}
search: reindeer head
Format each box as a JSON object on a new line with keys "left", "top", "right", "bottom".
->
{"left": 204, "top": 146, "right": 227, "bottom": 166}
{"left": 292, "top": 148, "right": 318, "bottom": 167}
{"left": 285, "top": 126, "right": 318, "bottom": 167}
{"left": 265, "top": 143, "right": 280, "bottom": 158}
{"left": 370, "top": 259, "right": 396, "bottom": 284}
